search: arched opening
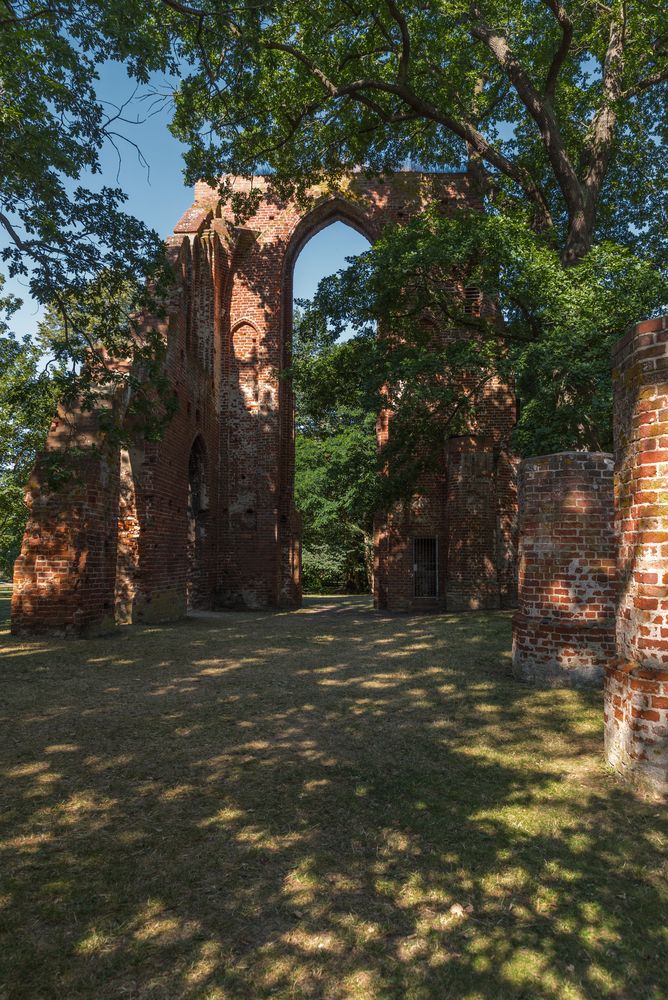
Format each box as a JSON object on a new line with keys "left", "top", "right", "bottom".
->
{"left": 289, "top": 219, "right": 375, "bottom": 596}
{"left": 186, "top": 435, "right": 209, "bottom": 610}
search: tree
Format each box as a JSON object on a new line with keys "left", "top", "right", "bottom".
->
{"left": 0, "top": 1, "right": 181, "bottom": 432}
{"left": 0, "top": 281, "right": 59, "bottom": 577}
{"left": 295, "top": 210, "right": 668, "bottom": 458}
{"left": 296, "top": 425, "right": 377, "bottom": 591}
{"left": 162, "top": 0, "right": 667, "bottom": 461}
{"left": 292, "top": 306, "right": 378, "bottom": 592}
{"left": 166, "top": 0, "right": 667, "bottom": 266}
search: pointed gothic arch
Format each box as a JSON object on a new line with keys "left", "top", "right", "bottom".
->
{"left": 12, "top": 171, "right": 518, "bottom": 632}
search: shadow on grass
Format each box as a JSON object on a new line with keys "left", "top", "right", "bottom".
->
{"left": 0, "top": 595, "right": 666, "bottom": 999}
{"left": 0, "top": 582, "right": 11, "bottom": 627}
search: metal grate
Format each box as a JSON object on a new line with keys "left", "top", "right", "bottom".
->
{"left": 414, "top": 537, "right": 438, "bottom": 598}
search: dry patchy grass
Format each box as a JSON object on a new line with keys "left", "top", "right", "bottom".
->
{"left": 0, "top": 586, "right": 666, "bottom": 999}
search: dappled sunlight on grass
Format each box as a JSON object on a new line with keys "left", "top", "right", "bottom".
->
{"left": 0, "top": 586, "right": 666, "bottom": 998}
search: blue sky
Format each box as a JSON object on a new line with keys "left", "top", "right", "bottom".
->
{"left": 5, "top": 60, "right": 368, "bottom": 340}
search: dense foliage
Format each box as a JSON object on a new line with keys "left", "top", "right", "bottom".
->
{"left": 292, "top": 308, "right": 378, "bottom": 592}
{"left": 165, "top": 0, "right": 667, "bottom": 460}
{"left": 0, "top": 1, "right": 179, "bottom": 431}
{"left": 294, "top": 211, "right": 668, "bottom": 460}
{"left": 0, "top": 282, "right": 60, "bottom": 577}
{"left": 296, "top": 426, "right": 376, "bottom": 592}
{"left": 167, "top": 0, "right": 667, "bottom": 266}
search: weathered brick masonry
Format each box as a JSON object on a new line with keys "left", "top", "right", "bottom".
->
{"left": 12, "top": 171, "right": 518, "bottom": 633}
{"left": 512, "top": 453, "right": 617, "bottom": 687}
{"left": 605, "top": 316, "right": 668, "bottom": 794}
{"left": 11, "top": 403, "right": 124, "bottom": 634}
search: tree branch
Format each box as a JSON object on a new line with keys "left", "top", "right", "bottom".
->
{"left": 159, "top": 0, "right": 207, "bottom": 17}
{"left": 582, "top": 7, "right": 625, "bottom": 203}
{"left": 468, "top": 10, "right": 582, "bottom": 218}
{"left": 338, "top": 46, "right": 393, "bottom": 72}
{"left": 259, "top": 41, "right": 553, "bottom": 228}
{"left": 621, "top": 65, "right": 668, "bottom": 98}
{"left": 383, "top": 0, "right": 411, "bottom": 83}
{"left": 263, "top": 42, "right": 341, "bottom": 95}
{"left": 542, "top": 0, "right": 573, "bottom": 99}
{"left": 0, "top": 5, "right": 55, "bottom": 28}
{"left": 0, "top": 211, "right": 30, "bottom": 252}
{"left": 390, "top": 87, "right": 553, "bottom": 227}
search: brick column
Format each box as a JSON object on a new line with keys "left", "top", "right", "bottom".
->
{"left": 606, "top": 316, "right": 668, "bottom": 794}
{"left": 512, "top": 452, "right": 616, "bottom": 687}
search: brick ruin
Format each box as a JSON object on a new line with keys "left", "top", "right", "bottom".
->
{"left": 11, "top": 170, "right": 518, "bottom": 633}
{"left": 512, "top": 452, "right": 617, "bottom": 688}
{"left": 512, "top": 319, "right": 668, "bottom": 795}
{"left": 605, "top": 317, "right": 668, "bottom": 794}
{"left": 9, "top": 164, "right": 668, "bottom": 792}
{"left": 374, "top": 433, "right": 518, "bottom": 614}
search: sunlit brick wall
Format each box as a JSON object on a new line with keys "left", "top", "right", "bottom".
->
{"left": 512, "top": 452, "right": 617, "bottom": 687}
{"left": 605, "top": 316, "right": 668, "bottom": 794}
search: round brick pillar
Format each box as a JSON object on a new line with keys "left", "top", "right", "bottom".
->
{"left": 512, "top": 452, "right": 616, "bottom": 687}
{"left": 606, "top": 316, "right": 668, "bottom": 795}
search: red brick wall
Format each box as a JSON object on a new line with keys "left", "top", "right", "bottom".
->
{"left": 114, "top": 446, "right": 141, "bottom": 624}
{"left": 373, "top": 484, "right": 448, "bottom": 613}
{"left": 445, "top": 438, "right": 518, "bottom": 611}
{"left": 11, "top": 405, "right": 123, "bottom": 635}
{"left": 12, "top": 231, "right": 225, "bottom": 633}
{"left": 606, "top": 316, "right": 668, "bottom": 794}
{"left": 12, "top": 171, "right": 519, "bottom": 631}
{"left": 371, "top": 293, "right": 517, "bottom": 612}
{"left": 512, "top": 452, "right": 617, "bottom": 687}
{"left": 206, "top": 172, "right": 505, "bottom": 611}
{"left": 605, "top": 665, "right": 668, "bottom": 795}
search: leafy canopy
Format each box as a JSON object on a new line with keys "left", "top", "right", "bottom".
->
{"left": 292, "top": 308, "right": 378, "bottom": 592}
{"left": 166, "top": 0, "right": 668, "bottom": 456}
{"left": 293, "top": 211, "right": 668, "bottom": 458}
{"left": 167, "top": 0, "right": 668, "bottom": 263}
{"left": 0, "top": 1, "right": 186, "bottom": 428}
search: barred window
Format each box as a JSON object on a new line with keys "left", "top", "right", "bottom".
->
{"left": 413, "top": 537, "right": 438, "bottom": 598}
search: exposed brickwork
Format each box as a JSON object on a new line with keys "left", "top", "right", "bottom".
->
{"left": 114, "top": 446, "right": 141, "bottom": 624}
{"left": 12, "top": 171, "right": 519, "bottom": 632}
{"left": 445, "top": 437, "right": 518, "bottom": 611}
{"left": 12, "top": 238, "right": 223, "bottom": 632}
{"left": 372, "top": 339, "right": 517, "bottom": 611}
{"left": 373, "top": 487, "right": 447, "bottom": 613}
{"left": 605, "top": 664, "right": 668, "bottom": 795}
{"left": 11, "top": 405, "right": 123, "bottom": 635}
{"left": 605, "top": 316, "right": 668, "bottom": 794}
{"left": 512, "top": 452, "right": 617, "bottom": 687}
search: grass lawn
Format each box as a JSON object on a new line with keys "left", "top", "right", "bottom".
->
{"left": 0, "top": 587, "right": 666, "bottom": 1000}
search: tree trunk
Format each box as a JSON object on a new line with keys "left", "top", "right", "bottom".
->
{"left": 363, "top": 532, "right": 374, "bottom": 593}
{"left": 561, "top": 205, "right": 594, "bottom": 266}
